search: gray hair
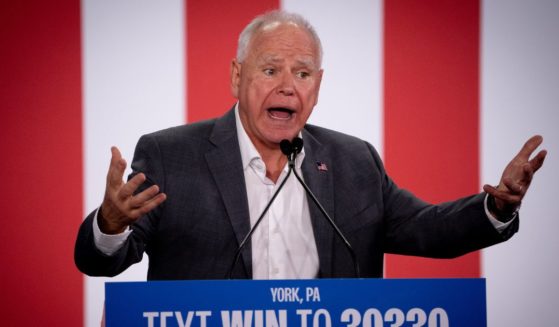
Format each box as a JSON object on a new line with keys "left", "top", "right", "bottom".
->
{"left": 236, "top": 10, "right": 323, "bottom": 68}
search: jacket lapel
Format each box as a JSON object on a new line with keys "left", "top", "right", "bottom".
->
{"left": 205, "top": 109, "right": 252, "bottom": 278}
{"left": 301, "top": 128, "right": 335, "bottom": 277}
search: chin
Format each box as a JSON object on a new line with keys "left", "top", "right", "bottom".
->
{"left": 258, "top": 124, "right": 301, "bottom": 145}
{"left": 268, "top": 132, "right": 299, "bottom": 144}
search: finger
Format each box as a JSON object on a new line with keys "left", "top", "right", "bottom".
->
{"left": 130, "top": 193, "right": 167, "bottom": 218}
{"left": 484, "top": 184, "right": 522, "bottom": 204}
{"left": 129, "top": 185, "right": 161, "bottom": 208}
{"left": 482, "top": 184, "right": 496, "bottom": 194}
{"left": 484, "top": 183, "right": 522, "bottom": 201}
{"left": 118, "top": 173, "right": 146, "bottom": 199}
{"left": 107, "top": 146, "right": 127, "bottom": 187}
{"left": 529, "top": 149, "right": 547, "bottom": 172}
{"left": 515, "top": 135, "right": 543, "bottom": 161}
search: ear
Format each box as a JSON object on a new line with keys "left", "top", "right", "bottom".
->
{"left": 230, "top": 59, "right": 241, "bottom": 98}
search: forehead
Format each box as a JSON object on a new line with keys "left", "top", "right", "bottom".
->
{"left": 247, "top": 23, "right": 319, "bottom": 65}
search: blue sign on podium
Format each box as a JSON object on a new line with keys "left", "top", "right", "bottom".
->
{"left": 105, "top": 278, "right": 486, "bottom": 326}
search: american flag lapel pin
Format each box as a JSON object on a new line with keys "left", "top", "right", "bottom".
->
{"left": 316, "top": 161, "right": 328, "bottom": 172}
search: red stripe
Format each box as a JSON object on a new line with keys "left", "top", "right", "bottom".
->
{"left": 383, "top": 0, "right": 480, "bottom": 277}
{"left": 186, "top": 0, "right": 279, "bottom": 123}
{"left": 0, "top": 1, "right": 83, "bottom": 324}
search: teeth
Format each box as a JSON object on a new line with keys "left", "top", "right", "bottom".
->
{"left": 268, "top": 107, "right": 294, "bottom": 113}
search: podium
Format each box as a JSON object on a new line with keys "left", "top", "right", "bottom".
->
{"left": 105, "top": 278, "right": 486, "bottom": 326}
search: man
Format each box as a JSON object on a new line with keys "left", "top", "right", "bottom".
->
{"left": 75, "top": 11, "right": 546, "bottom": 279}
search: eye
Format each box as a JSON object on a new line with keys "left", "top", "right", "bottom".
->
{"left": 296, "top": 71, "right": 310, "bottom": 79}
{"left": 263, "top": 68, "right": 275, "bottom": 76}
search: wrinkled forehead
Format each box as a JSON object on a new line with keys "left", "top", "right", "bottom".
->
{"left": 248, "top": 22, "right": 321, "bottom": 66}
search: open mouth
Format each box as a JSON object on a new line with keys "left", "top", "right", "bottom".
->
{"left": 267, "top": 107, "right": 295, "bottom": 120}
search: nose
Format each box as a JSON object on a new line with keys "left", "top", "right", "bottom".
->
{"left": 277, "top": 72, "right": 295, "bottom": 96}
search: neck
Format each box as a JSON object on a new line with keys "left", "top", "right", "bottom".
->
{"left": 257, "top": 144, "right": 287, "bottom": 183}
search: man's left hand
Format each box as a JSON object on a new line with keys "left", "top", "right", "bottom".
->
{"left": 483, "top": 135, "right": 547, "bottom": 219}
{"left": 483, "top": 135, "right": 547, "bottom": 217}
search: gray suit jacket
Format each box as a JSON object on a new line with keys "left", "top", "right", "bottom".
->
{"left": 75, "top": 108, "right": 517, "bottom": 279}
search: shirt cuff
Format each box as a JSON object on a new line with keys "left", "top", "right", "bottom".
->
{"left": 484, "top": 194, "right": 515, "bottom": 233}
{"left": 92, "top": 207, "right": 132, "bottom": 256}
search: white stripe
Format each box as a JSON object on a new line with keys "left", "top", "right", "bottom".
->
{"left": 281, "top": 0, "right": 383, "bottom": 153}
{"left": 82, "top": 0, "right": 185, "bottom": 326}
{"left": 482, "top": 0, "right": 559, "bottom": 325}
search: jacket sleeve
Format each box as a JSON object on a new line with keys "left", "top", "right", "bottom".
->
{"left": 366, "top": 142, "right": 519, "bottom": 258}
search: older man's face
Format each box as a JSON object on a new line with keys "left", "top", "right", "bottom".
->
{"left": 231, "top": 23, "right": 322, "bottom": 150}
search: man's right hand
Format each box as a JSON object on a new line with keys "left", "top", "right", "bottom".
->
{"left": 99, "top": 146, "right": 167, "bottom": 234}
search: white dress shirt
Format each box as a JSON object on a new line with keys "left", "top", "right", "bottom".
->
{"left": 234, "top": 107, "right": 319, "bottom": 279}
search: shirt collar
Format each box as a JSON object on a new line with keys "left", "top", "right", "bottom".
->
{"left": 235, "top": 103, "right": 305, "bottom": 172}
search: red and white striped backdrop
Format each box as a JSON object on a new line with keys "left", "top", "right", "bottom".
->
{"left": 1, "top": 0, "right": 557, "bottom": 326}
